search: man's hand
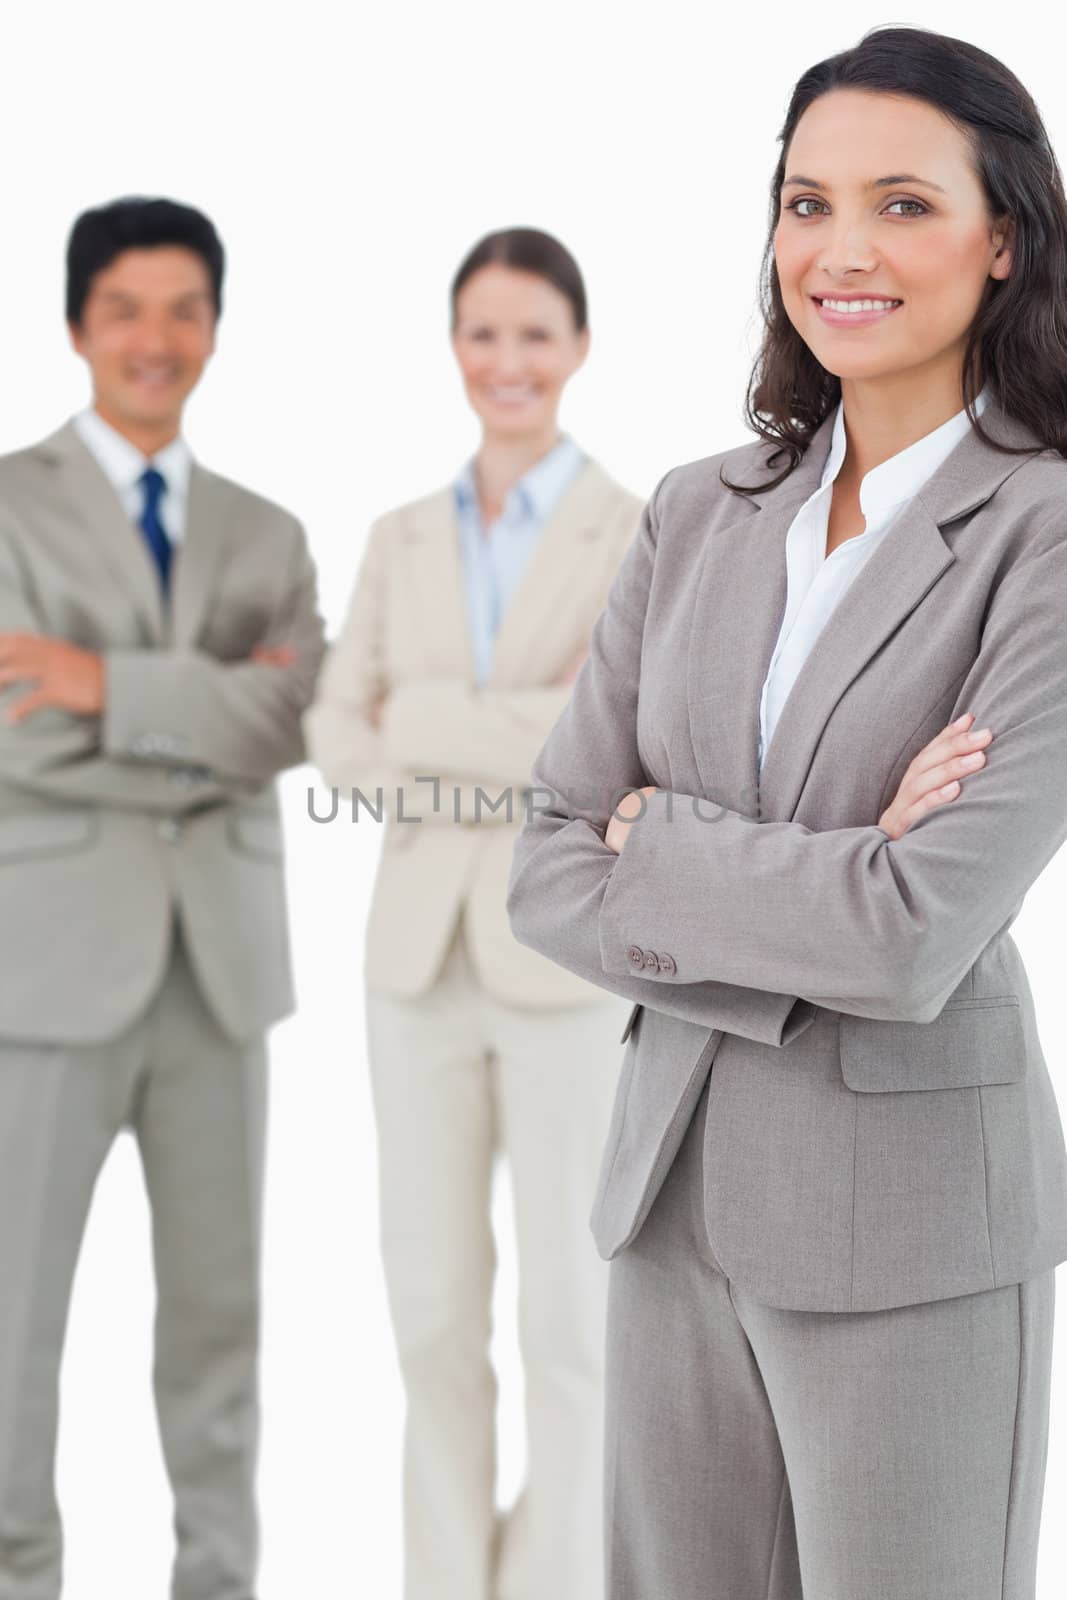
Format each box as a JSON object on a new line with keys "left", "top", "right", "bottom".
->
{"left": 0, "top": 633, "right": 104, "bottom": 722}
{"left": 605, "top": 785, "right": 659, "bottom": 854}
{"left": 250, "top": 644, "right": 296, "bottom": 667}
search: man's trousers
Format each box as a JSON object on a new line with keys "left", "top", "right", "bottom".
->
{"left": 0, "top": 914, "right": 267, "bottom": 1600}
{"left": 606, "top": 1073, "right": 1056, "bottom": 1600}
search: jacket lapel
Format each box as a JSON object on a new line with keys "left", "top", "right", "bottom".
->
{"left": 688, "top": 418, "right": 832, "bottom": 819}
{"left": 402, "top": 458, "right": 619, "bottom": 686}
{"left": 489, "top": 459, "right": 619, "bottom": 687}
{"left": 404, "top": 487, "right": 480, "bottom": 680}
{"left": 37, "top": 419, "right": 166, "bottom": 643}
{"left": 689, "top": 400, "right": 1046, "bottom": 824}
{"left": 170, "top": 465, "right": 238, "bottom": 649}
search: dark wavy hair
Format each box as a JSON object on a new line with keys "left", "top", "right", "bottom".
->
{"left": 725, "top": 25, "right": 1067, "bottom": 494}
{"left": 450, "top": 226, "right": 587, "bottom": 332}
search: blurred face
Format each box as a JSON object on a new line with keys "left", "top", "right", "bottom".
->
{"left": 773, "top": 89, "right": 1012, "bottom": 387}
{"left": 451, "top": 264, "right": 589, "bottom": 438}
{"left": 69, "top": 246, "right": 217, "bottom": 436}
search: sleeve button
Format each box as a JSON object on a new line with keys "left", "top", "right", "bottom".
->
{"left": 643, "top": 951, "right": 659, "bottom": 972}
{"left": 627, "top": 945, "right": 645, "bottom": 967}
{"left": 657, "top": 953, "right": 676, "bottom": 975}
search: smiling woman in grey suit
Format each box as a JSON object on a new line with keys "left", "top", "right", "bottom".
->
{"left": 506, "top": 25, "right": 1067, "bottom": 1600}
{"left": 304, "top": 229, "right": 642, "bottom": 1600}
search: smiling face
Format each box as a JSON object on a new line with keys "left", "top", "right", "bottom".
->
{"left": 451, "top": 263, "right": 590, "bottom": 441}
{"left": 773, "top": 88, "right": 1012, "bottom": 390}
{"left": 68, "top": 245, "right": 217, "bottom": 442}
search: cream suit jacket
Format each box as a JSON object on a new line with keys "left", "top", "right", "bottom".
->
{"left": 506, "top": 398, "right": 1067, "bottom": 1311}
{"left": 304, "top": 458, "right": 644, "bottom": 1008}
{"left": 0, "top": 419, "right": 326, "bottom": 1043}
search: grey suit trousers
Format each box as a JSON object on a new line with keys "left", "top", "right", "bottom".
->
{"left": 0, "top": 913, "right": 267, "bottom": 1600}
{"left": 606, "top": 1077, "right": 1056, "bottom": 1600}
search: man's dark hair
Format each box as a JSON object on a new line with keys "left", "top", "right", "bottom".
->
{"left": 66, "top": 196, "right": 225, "bottom": 326}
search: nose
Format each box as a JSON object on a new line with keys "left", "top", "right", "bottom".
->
{"left": 489, "top": 335, "right": 527, "bottom": 380}
{"left": 816, "top": 214, "right": 878, "bottom": 278}
{"left": 133, "top": 316, "right": 175, "bottom": 359}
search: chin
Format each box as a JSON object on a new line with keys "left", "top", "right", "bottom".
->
{"left": 808, "top": 348, "right": 902, "bottom": 383}
{"left": 485, "top": 407, "right": 547, "bottom": 434}
{"left": 126, "top": 390, "right": 183, "bottom": 419}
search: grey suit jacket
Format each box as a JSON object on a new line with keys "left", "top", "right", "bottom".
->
{"left": 506, "top": 398, "right": 1067, "bottom": 1312}
{"left": 0, "top": 419, "right": 326, "bottom": 1044}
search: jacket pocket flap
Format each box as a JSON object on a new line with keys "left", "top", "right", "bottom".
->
{"left": 0, "top": 810, "right": 97, "bottom": 861}
{"left": 839, "top": 998, "right": 1026, "bottom": 1092}
{"left": 619, "top": 1002, "right": 643, "bottom": 1045}
{"left": 226, "top": 812, "right": 284, "bottom": 860}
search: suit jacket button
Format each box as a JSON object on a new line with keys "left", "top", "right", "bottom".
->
{"left": 658, "top": 953, "right": 676, "bottom": 975}
{"left": 627, "top": 945, "right": 645, "bottom": 967}
{"left": 643, "top": 951, "right": 659, "bottom": 972}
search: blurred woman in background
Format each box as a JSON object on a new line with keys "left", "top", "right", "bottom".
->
{"left": 304, "top": 227, "right": 643, "bottom": 1600}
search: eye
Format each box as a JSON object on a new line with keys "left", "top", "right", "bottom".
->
{"left": 783, "top": 197, "right": 828, "bottom": 218}
{"left": 521, "top": 328, "right": 551, "bottom": 342}
{"left": 885, "top": 198, "right": 929, "bottom": 217}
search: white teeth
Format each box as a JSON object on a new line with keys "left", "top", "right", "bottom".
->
{"left": 819, "top": 298, "right": 901, "bottom": 313}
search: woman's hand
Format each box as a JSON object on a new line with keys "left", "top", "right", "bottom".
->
{"left": 606, "top": 785, "right": 659, "bottom": 854}
{"left": 555, "top": 644, "right": 589, "bottom": 686}
{"left": 877, "top": 712, "right": 993, "bottom": 841}
{"left": 604, "top": 714, "right": 992, "bottom": 855}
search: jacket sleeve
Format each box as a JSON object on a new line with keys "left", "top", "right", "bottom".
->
{"left": 102, "top": 516, "right": 327, "bottom": 786}
{"left": 304, "top": 516, "right": 537, "bottom": 826}
{"left": 380, "top": 679, "right": 574, "bottom": 792}
{"left": 0, "top": 528, "right": 240, "bottom": 812}
{"left": 506, "top": 479, "right": 818, "bottom": 1047}
{"left": 589, "top": 506, "right": 1067, "bottom": 1023}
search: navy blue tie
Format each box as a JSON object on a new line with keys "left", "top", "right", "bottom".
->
{"left": 137, "top": 467, "right": 173, "bottom": 595}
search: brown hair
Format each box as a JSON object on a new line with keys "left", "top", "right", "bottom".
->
{"left": 724, "top": 24, "right": 1067, "bottom": 495}
{"left": 450, "top": 227, "right": 588, "bottom": 332}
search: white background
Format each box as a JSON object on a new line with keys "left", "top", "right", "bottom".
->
{"left": 1, "top": 1, "right": 1065, "bottom": 1594}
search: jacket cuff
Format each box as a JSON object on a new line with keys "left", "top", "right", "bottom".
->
{"left": 102, "top": 650, "right": 195, "bottom": 762}
{"left": 598, "top": 787, "right": 694, "bottom": 979}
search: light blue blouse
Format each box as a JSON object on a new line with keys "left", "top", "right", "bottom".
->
{"left": 453, "top": 434, "right": 586, "bottom": 686}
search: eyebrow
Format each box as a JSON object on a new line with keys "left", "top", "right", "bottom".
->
{"left": 98, "top": 289, "right": 210, "bottom": 305}
{"left": 782, "top": 173, "right": 947, "bottom": 194}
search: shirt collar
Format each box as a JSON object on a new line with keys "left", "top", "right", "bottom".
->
{"left": 818, "top": 386, "right": 991, "bottom": 525}
{"left": 454, "top": 434, "right": 585, "bottom": 522}
{"left": 73, "top": 405, "right": 193, "bottom": 500}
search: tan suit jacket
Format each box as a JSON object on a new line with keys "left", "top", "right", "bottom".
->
{"left": 0, "top": 418, "right": 326, "bottom": 1043}
{"left": 304, "top": 456, "right": 644, "bottom": 1007}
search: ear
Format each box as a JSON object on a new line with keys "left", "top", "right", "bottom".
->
{"left": 990, "top": 215, "right": 1015, "bottom": 282}
{"left": 572, "top": 324, "right": 591, "bottom": 372}
{"left": 67, "top": 319, "right": 86, "bottom": 357}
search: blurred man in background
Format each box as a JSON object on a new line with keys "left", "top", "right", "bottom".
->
{"left": 0, "top": 196, "right": 325, "bottom": 1600}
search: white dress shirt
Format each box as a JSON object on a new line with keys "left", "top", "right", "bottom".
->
{"left": 72, "top": 405, "right": 193, "bottom": 544}
{"left": 757, "top": 388, "right": 991, "bottom": 774}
